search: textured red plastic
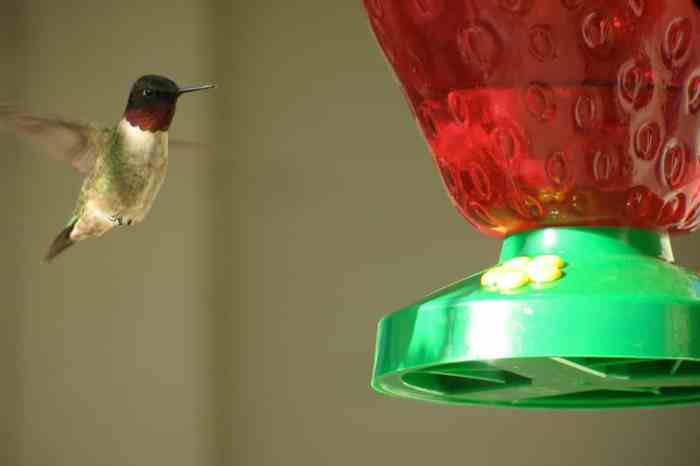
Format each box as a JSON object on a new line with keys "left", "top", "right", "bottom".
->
{"left": 363, "top": 0, "right": 700, "bottom": 237}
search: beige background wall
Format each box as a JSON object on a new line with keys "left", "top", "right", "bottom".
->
{"left": 2, "top": 1, "right": 700, "bottom": 465}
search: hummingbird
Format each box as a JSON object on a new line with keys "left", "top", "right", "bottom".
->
{"left": 0, "top": 75, "right": 215, "bottom": 262}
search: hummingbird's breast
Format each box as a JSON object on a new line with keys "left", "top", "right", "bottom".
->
{"left": 119, "top": 118, "right": 168, "bottom": 166}
{"left": 68, "top": 121, "right": 170, "bottom": 242}
{"left": 106, "top": 119, "right": 170, "bottom": 221}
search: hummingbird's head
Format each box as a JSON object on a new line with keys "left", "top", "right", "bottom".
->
{"left": 124, "top": 75, "right": 215, "bottom": 132}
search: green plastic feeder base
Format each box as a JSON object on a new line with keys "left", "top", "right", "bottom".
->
{"left": 372, "top": 227, "right": 700, "bottom": 409}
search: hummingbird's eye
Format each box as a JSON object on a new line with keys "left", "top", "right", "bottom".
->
{"left": 143, "top": 89, "right": 153, "bottom": 98}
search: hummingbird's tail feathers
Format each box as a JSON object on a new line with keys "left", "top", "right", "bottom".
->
{"left": 44, "top": 220, "right": 77, "bottom": 263}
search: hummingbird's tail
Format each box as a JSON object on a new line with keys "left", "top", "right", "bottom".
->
{"left": 44, "top": 219, "right": 77, "bottom": 263}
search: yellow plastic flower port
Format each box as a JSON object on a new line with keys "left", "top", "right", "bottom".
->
{"left": 528, "top": 258, "right": 564, "bottom": 284}
{"left": 481, "top": 254, "right": 565, "bottom": 291}
{"left": 502, "top": 256, "right": 532, "bottom": 271}
{"left": 496, "top": 268, "right": 531, "bottom": 291}
{"left": 480, "top": 268, "right": 503, "bottom": 288}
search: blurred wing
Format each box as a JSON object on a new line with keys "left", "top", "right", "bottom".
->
{"left": 169, "top": 138, "right": 210, "bottom": 157}
{"left": 0, "top": 106, "right": 106, "bottom": 175}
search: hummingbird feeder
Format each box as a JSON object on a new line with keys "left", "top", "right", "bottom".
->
{"left": 363, "top": 0, "right": 700, "bottom": 408}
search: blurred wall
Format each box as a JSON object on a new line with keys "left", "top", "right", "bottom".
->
{"left": 1, "top": 4, "right": 26, "bottom": 465}
{"left": 2, "top": 1, "right": 700, "bottom": 466}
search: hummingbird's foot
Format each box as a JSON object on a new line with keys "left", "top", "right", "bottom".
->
{"left": 109, "top": 215, "right": 133, "bottom": 227}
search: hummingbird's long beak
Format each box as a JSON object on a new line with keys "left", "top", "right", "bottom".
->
{"left": 177, "top": 84, "right": 216, "bottom": 96}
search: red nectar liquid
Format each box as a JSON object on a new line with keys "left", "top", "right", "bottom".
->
{"left": 364, "top": 0, "right": 700, "bottom": 236}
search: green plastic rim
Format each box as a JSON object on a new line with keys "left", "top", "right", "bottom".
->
{"left": 371, "top": 227, "right": 700, "bottom": 409}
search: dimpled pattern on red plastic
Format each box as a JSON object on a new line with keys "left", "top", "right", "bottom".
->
{"left": 364, "top": 0, "right": 700, "bottom": 236}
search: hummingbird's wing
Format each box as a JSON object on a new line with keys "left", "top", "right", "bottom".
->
{"left": 1, "top": 106, "right": 210, "bottom": 172}
{"left": 0, "top": 106, "right": 106, "bottom": 175}
{"left": 169, "top": 139, "right": 210, "bottom": 157}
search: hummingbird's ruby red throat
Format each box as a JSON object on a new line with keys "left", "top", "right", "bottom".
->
{"left": 124, "top": 75, "right": 215, "bottom": 132}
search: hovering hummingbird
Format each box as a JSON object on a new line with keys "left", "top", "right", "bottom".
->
{"left": 0, "top": 75, "right": 215, "bottom": 262}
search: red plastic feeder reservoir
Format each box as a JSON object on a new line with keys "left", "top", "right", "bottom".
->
{"left": 363, "top": 0, "right": 700, "bottom": 408}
